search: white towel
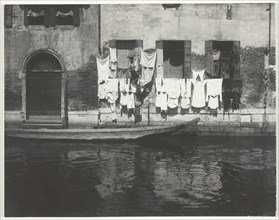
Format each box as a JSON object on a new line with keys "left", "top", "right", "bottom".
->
{"left": 119, "top": 78, "right": 130, "bottom": 107}
{"left": 109, "top": 48, "right": 117, "bottom": 62}
{"left": 206, "top": 79, "right": 223, "bottom": 102}
{"left": 106, "top": 79, "right": 119, "bottom": 104}
{"left": 97, "top": 56, "right": 110, "bottom": 84}
{"left": 164, "top": 78, "right": 181, "bottom": 108}
{"left": 140, "top": 49, "right": 157, "bottom": 68}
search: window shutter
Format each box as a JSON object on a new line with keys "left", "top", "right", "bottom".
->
{"left": 156, "top": 40, "right": 163, "bottom": 49}
{"left": 205, "top": 40, "right": 213, "bottom": 56}
{"left": 184, "top": 40, "right": 191, "bottom": 78}
{"left": 136, "top": 40, "right": 143, "bottom": 48}
{"left": 24, "top": 6, "right": 30, "bottom": 26}
{"left": 232, "top": 41, "right": 240, "bottom": 79}
{"left": 109, "top": 40, "right": 117, "bottom": 48}
{"left": 73, "top": 6, "right": 80, "bottom": 26}
{"left": 49, "top": 6, "right": 56, "bottom": 26}
{"left": 44, "top": 6, "right": 50, "bottom": 26}
{"left": 5, "top": 5, "right": 13, "bottom": 28}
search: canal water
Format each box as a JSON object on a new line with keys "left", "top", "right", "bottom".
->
{"left": 5, "top": 135, "right": 276, "bottom": 217}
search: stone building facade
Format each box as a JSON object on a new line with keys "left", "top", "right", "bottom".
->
{"left": 4, "top": 4, "right": 277, "bottom": 129}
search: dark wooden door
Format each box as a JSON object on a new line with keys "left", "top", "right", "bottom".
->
{"left": 27, "top": 72, "right": 61, "bottom": 116}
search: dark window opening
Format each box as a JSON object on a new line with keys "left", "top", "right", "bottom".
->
{"left": 213, "top": 41, "right": 233, "bottom": 79}
{"left": 163, "top": 41, "right": 184, "bottom": 78}
{"left": 5, "top": 5, "right": 13, "bottom": 28}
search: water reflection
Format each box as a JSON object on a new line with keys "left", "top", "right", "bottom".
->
{"left": 5, "top": 136, "right": 276, "bottom": 216}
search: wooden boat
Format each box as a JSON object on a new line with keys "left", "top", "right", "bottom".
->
{"left": 5, "top": 118, "right": 200, "bottom": 141}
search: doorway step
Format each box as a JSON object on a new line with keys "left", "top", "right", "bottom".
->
{"left": 22, "top": 119, "right": 63, "bottom": 129}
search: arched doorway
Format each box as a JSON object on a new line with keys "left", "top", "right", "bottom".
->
{"left": 22, "top": 49, "right": 66, "bottom": 127}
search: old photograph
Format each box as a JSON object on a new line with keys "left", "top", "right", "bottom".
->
{"left": 3, "top": 2, "right": 277, "bottom": 217}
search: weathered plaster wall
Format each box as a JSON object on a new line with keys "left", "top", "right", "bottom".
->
{"left": 5, "top": 5, "right": 99, "bottom": 111}
{"left": 101, "top": 4, "right": 275, "bottom": 53}
{"left": 101, "top": 3, "right": 276, "bottom": 108}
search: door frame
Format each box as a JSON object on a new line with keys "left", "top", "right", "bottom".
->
{"left": 21, "top": 49, "right": 66, "bottom": 127}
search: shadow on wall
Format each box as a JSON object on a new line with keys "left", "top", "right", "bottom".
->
{"left": 67, "top": 55, "right": 98, "bottom": 111}
{"left": 240, "top": 47, "right": 265, "bottom": 108}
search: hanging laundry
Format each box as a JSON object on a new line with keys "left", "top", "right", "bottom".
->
{"left": 119, "top": 78, "right": 130, "bottom": 108}
{"left": 156, "top": 65, "right": 164, "bottom": 79}
{"left": 106, "top": 79, "right": 119, "bottom": 104}
{"left": 155, "top": 78, "right": 163, "bottom": 108}
{"left": 109, "top": 48, "right": 117, "bottom": 62}
{"left": 117, "top": 49, "right": 129, "bottom": 69}
{"left": 139, "top": 50, "right": 157, "bottom": 87}
{"left": 180, "top": 79, "right": 190, "bottom": 109}
{"left": 109, "top": 48, "right": 118, "bottom": 78}
{"left": 164, "top": 78, "right": 181, "bottom": 109}
{"left": 140, "top": 67, "right": 154, "bottom": 87}
{"left": 206, "top": 79, "right": 223, "bottom": 109}
{"left": 127, "top": 93, "right": 135, "bottom": 110}
{"left": 213, "top": 50, "right": 221, "bottom": 60}
{"left": 156, "top": 49, "right": 164, "bottom": 66}
{"left": 97, "top": 56, "right": 110, "bottom": 83}
{"left": 140, "top": 49, "right": 157, "bottom": 67}
{"left": 98, "top": 81, "right": 108, "bottom": 100}
{"left": 192, "top": 69, "right": 205, "bottom": 81}
{"left": 191, "top": 79, "right": 206, "bottom": 108}
{"left": 205, "top": 52, "right": 214, "bottom": 76}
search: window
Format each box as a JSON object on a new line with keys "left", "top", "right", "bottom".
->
{"left": 205, "top": 40, "right": 240, "bottom": 79}
{"left": 156, "top": 40, "right": 192, "bottom": 78}
{"left": 24, "top": 5, "right": 80, "bottom": 26}
{"left": 5, "top": 5, "right": 13, "bottom": 28}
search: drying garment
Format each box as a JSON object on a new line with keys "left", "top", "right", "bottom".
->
{"left": 191, "top": 80, "right": 206, "bottom": 108}
{"left": 186, "top": 79, "right": 193, "bottom": 98}
{"left": 119, "top": 78, "right": 130, "bottom": 107}
{"left": 106, "top": 79, "right": 119, "bottom": 104}
{"left": 117, "top": 68, "right": 130, "bottom": 78}
{"left": 133, "top": 56, "right": 140, "bottom": 71}
{"left": 156, "top": 65, "right": 164, "bottom": 78}
{"left": 164, "top": 78, "right": 181, "bottom": 108}
{"left": 192, "top": 69, "right": 205, "bottom": 81}
{"left": 98, "top": 81, "right": 108, "bottom": 99}
{"left": 213, "top": 50, "right": 221, "bottom": 61}
{"left": 97, "top": 56, "right": 110, "bottom": 84}
{"left": 140, "top": 67, "right": 154, "bottom": 87}
{"left": 156, "top": 49, "right": 164, "bottom": 66}
{"left": 127, "top": 93, "right": 135, "bottom": 110}
{"left": 109, "top": 69, "right": 117, "bottom": 79}
{"left": 140, "top": 49, "right": 157, "bottom": 68}
{"left": 206, "top": 78, "right": 223, "bottom": 101}
{"left": 155, "top": 78, "right": 168, "bottom": 111}
{"left": 180, "top": 79, "right": 190, "bottom": 109}
{"left": 208, "top": 96, "right": 219, "bottom": 109}
{"left": 110, "top": 61, "right": 117, "bottom": 71}
{"left": 117, "top": 49, "right": 130, "bottom": 69}
{"left": 205, "top": 52, "right": 214, "bottom": 77}
{"left": 127, "top": 50, "right": 136, "bottom": 58}
{"left": 109, "top": 48, "right": 117, "bottom": 62}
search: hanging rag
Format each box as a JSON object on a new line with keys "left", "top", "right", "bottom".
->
{"left": 191, "top": 80, "right": 206, "bottom": 108}
{"left": 109, "top": 47, "right": 118, "bottom": 75}
{"left": 98, "top": 81, "right": 108, "bottom": 100}
{"left": 97, "top": 56, "right": 110, "bottom": 84}
{"left": 192, "top": 69, "right": 205, "bottom": 81}
{"left": 106, "top": 79, "right": 119, "bottom": 104}
{"left": 139, "top": 49, "right": 157, "bottom": 87}
{"left": 117, "top": 49, "right": 129, "bottom": 69}
{"left": 206, "top": 79, "right": 223, "bottom": 109}
{"left": 205, "top": 52, "right": 214, "bottom": 76}
{"left": 156, "top": 49, "right": 164, "bottom": 66}
{"left": 180, "top": 79, "right": 190, "bottom": 109}
{"left": 140, "top": 49, "right": 157, "bottom": 67}
{"left": 164, "top": 78, "right": 181, "bottom": 109}
{"left": 213, "top": 50, "right": 221, "bottom": 60}
{"left": 119, "top": 78, "right": 130, "bottom": 107}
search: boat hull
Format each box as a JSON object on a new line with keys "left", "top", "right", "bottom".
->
{"left": 5, "top": 118, "right": 200, "bottom": 141}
